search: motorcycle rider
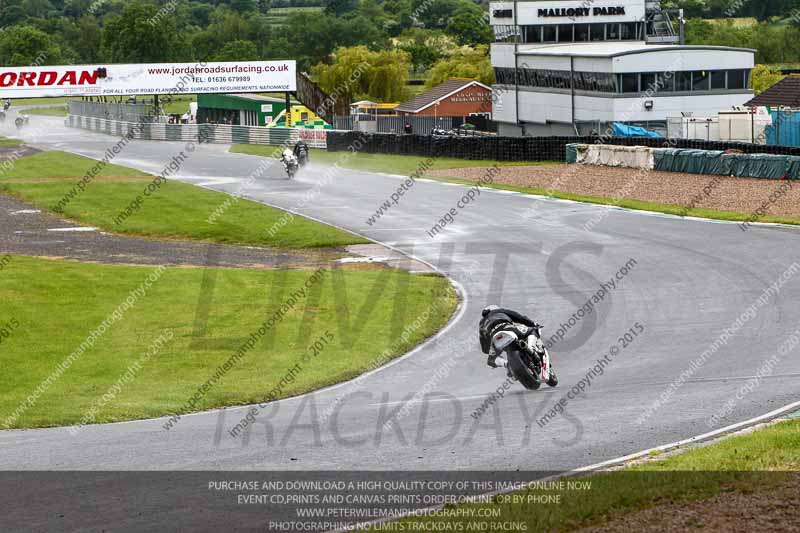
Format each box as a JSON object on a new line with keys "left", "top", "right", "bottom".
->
{"left": 293, "top": 140, "right": 309, "bottom": 166}
{"left": 280, "top": 148, "right": 297, "bottom": 174}
{"left": 479, "top": 305, "right": 541, "bottom": 368}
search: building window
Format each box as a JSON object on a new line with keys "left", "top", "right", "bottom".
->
{"left": 575, "top": 24, "right": 590, "bottom": 42}
{"left": 493, "top": 67, "right": 516, "bottom": 85}
{"left": 692, "top": 71, "right": 710, "bottom": 91}
{"left": 494, "top": 25, "right": 520, "bottom": 43}
{"left": 621, "top": 22, "right": 637, "bottom": 40}
{"left": 620, "top": 74, "right": 639, "bottom": 93}
{"left": 590, "top": 23, "right": 605, "bottom": 41}
{"left": 657, "top": 72, "right": 675, "bottom": 93}
{"left": 640, "top": 73, "right": 657, "bottom": 94}
{"left": 675, "top": 71, "right": 692, "bottom": 92}
{"left": 558, "top": 24, "right": 573, "bottom": 42}
{"left": 710, "top": 70, "right": 726, "bottom": 90}
{"left": 524, "top": 26, "right": 542, "bottom": 43}
{"left": 607, "top": 23, "right": 620, "bottom": 40}
{"left": 728, "top": 69, "right": 748, "bottom": 89}
{"left": 543, "top": 25, "right": 557, "bottom": 42}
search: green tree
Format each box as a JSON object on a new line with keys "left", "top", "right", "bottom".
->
{"left": 101, "top": 0, "right": 186, "bottom": 62}
{"left": 263, "top": 36, "right": 292, "bottom": 59}
{"left": 0, "top": 25, "right": 69, "bottom": 66}
{"left": 424, "top": 45, "right": 494, "bottom": 87}
{"left": 214, "top": 39, "right": 259, "bottom": 61}
{"left": 325, "top": 0, "right": 357, "bottom": 17}
{"left": 229, "top": 0, "right": 258, "bottom": 12}
{"left": 312, "top": 45, "right": 411, "bottom": 103}
{"left": 750, "top": 64, "right": 784, "bottom": 94}
{"left": 445, "top": 6, "right": 492, "bottom": 45}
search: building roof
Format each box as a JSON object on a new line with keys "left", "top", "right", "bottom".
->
{"left": 228, "top": 93, "right": 285, "bottom": 103}
{"left": 515, "top": 42, "right": 756, "bottom": 58}
{"left": 745, "top": 75, "right": 800, "bottom": 107}
{"left": 395, "top": 79, "right": 491, "bottom": 113}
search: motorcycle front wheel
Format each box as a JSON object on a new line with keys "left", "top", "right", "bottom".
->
{"left": 506, "top": 349, "right": 540, "bottom": 390}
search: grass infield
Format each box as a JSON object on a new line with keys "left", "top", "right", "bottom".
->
{"left": 21, "top": 106, "right": 68, "bottom": 117}
{"left": 0, "top": 151, "right": 367, "bottom": 248}
{"left": 0, "top": 255, "right": 457, "bottom": 429}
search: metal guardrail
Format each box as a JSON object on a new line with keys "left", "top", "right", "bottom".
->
{"left": 65, "top": 114, "right": 334, "bottom": 148}
{"left": 68, "top": 101, "right": 156, "bottom": 123}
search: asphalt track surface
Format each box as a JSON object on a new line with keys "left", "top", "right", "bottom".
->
{"left": 2, "top": 115, "right": 799, "bottom": 476}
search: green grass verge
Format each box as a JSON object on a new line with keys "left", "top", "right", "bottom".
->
{"left": 22, "top": 105, "right": 68, "bottom": 117}
{"left": 0, "top": 255, "right": 456, "bottom": 429}
{"left": 404, "top": 418, "right": 800, "bottom": 531}
{"left": 0, "top": 136, "right": 22, "bottom": 147}
{"left": 0, "top": 151, "right": 367, "bottom": 248}
{"left": 230, "top": 145, "right": 549, "bottom": 176}
{"left": 9, "top": 97, "right": 72, "bottom": 106}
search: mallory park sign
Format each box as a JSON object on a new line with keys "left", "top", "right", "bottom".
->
{"left": 538, "top": 6, "right": 626, "bottom": 17}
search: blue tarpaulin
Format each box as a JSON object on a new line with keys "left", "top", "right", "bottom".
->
{"left": 611, "top": 123, "right": 662, "bottom": 138}
{"left": 766, "top": 110, "right": 800, "bottom": 147}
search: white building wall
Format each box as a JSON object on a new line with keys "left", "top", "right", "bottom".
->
{"left": 491, "top": 85, "right": 518, "bottom": 124}
{"left": 490, "top": 0, "right": 646, "bottom": 26}
{"left": 613, "top": 49, "right": 755, "bottom": 72}
{"left": 491, "top": 43, "right": 517, "bottom": 69}
{"left": 608, "top": 93, "right": 754, "bottom": 122}
{"left": 513, "top": 91, "right": 753, "bottom": 125}
{"left": 517, "top": 91, "right": 573, "bottom": 124}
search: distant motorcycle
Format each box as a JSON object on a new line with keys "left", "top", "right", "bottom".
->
{"left": 281, "top": 148, "right": 299, "bottom": 179}
{"left": 491, "top": 323, "right": 558, "bottom": 390}
{"left": 297, "top": 150, "right": 309, "bottom": 168}
{"left": 15, "top": 115, "right": 28, "bottom": 129}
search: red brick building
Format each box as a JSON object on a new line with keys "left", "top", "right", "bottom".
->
{"left": 395, "top": 79, "right": 493, "bottom": 117}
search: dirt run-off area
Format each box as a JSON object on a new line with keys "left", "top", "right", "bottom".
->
{"left": 579, "top": 472, "right": 800, "bottom": 533}
{"left": 429, "top": 164, "right": 800, "bottom": 219}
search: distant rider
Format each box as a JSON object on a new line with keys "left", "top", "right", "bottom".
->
{"left": 479, "top": 305, "right": 541, "bottom": 368}
{"left": 293, "top": 140, "right": 309, "bottom": 165}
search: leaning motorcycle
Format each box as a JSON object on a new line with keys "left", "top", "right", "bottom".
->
{"left": 281, "top": 149, "right": 299, "bottom": 179}
{"left": 491, "top": 324, "right": 557, "bottom": 390}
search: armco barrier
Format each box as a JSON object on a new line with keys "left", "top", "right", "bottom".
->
{"left": 326, "top": 131, "right": 800, "bottom": 162}
{"left": 65, "top": 115, "right": 330, "bottom": 148}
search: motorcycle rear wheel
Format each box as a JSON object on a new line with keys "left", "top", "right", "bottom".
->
{"left": 507, "top": 349, "right": 540, "bottom": 390}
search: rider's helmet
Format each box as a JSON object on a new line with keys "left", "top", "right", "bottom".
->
{"left": 481, "top": 305, "right": 500, "bottom": 317}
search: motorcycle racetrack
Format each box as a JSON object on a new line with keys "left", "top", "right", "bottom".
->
{"left": 1, "top": 113, "right": 799, "bottom": 527}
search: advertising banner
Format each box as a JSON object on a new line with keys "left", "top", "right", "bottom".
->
{"left": 0, "top": 60, "right": 296, "bottom": 98}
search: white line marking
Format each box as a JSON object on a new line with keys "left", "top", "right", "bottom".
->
{"left": 47, "top": 227, "right": 97, "bottom": 232}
